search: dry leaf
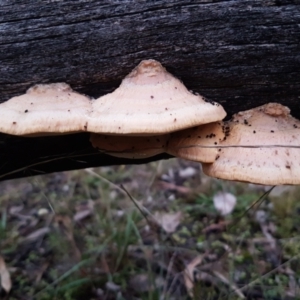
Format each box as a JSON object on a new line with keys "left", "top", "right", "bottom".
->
{"left": 127, "top": 274, "right": 163, "bottom": 293}
{"left": 73, "top": 200, "right": 94, "bottom": 222}
{"left": 73, "top": 209, "right": 93, "bottom": 222}
{"left": 129, "top": 273, "right": 154, "bottom": 293}
{"left": 213, "top": 192, "right": 236, "bottom": 215}
{"left": 157, "top": 181, "right": 192, "bottom": 195}
{"left": 105, "top": 281, "right": 121, "bottom": 292}
{"left": 154, "top": 211, "right": 182, "bottom": 233}
{"left": 35, "top": 261, "right": 50, "bottom": 285}
{"left": 9, "top": 205, "right": 24, "bottom": 215}
{"left": 202, "top": 220, "right": 231, "bottom": 234}
{"left": 54, "top": 215, "right": 81, "bottom": 261}
{"left": 213, "top": 270, "right": 246, "bottom": 299}
{"left": 183, "top": 255, "right": 203, "bottom": 297}
{"left": 23, "top": 227, "right": 50, "bottom": 242}
{"left": 0, "top": 255, "right": 12, "bottom": 293}
{"left": 75, "top": 199, "right": 94, "bottom": 212}
{"left": 179, "top": 167, "right": 197, "bottom": 178}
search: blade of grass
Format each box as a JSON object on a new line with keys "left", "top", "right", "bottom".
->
{"left": 0, "top": 151, "right": 99, "bottom": 180}
{"left": 230, "top": 253, "right": 300, "bottom": 297}
{"left": 34, "top": 236, "right": 112, "bottom": 297}
{"left": 228, "top": 186, "right": 275, "bottom": 231}
{"left": 114, "top": 213, "right": 134, "bottom": 272}
{"left": 120, "top": 184, "right": 152, "bottom": 225}
{"left": 1, "top": 208, "right": 7, "bottom": 230}
{"left": 34, "top": 258, "right": 94, "bottom": 297}
{"left": 55, "top": 277, "right": 91, "bottom": 293}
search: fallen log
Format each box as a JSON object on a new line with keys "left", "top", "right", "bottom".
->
{"left": 0, "top": 0, "right": 299, "bottom": 180}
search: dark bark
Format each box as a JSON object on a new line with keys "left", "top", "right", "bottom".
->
{"left": 0, "top": 0, "right": 300, "bottom": 180}
{"left": 0, "top": 133, "right": 170, "bottom": 181}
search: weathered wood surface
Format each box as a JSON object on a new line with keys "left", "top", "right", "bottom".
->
{"left": 0, "top": 0, "right": 300, "bottom": 180}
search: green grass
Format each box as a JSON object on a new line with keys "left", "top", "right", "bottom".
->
{"left": 1, "top": 160, "right": 300, "bottom": 299}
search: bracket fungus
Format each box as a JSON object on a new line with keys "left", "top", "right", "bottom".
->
{"left": 90, "top": 133, "right": 168, "bottom": 159}
{"left": 202, "top": 103, "right": 300, "bottom": 185}
{"left": 0, "top": 83, "right": 91, "bottom": 136}
{"left": 88, "top": 59, "right": 226, "bottom": 135}
{"left": 166, "top": 122, "right": 225, "bottom": 163}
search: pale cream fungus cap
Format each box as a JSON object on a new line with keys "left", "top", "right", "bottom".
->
{"left": 0, "top": 83, "right": 91, "bottom": 136}
{"left": 88, "top": 59, "right": 226, "bottom": 135}
{"left": 90, "top": 133, "right": 168, "bottom": 159}
{"left": 167, "top": 122, "right": 225, "bottom": 163}
{"left": 202, "top": 103, "right": 300, "bottom": 185}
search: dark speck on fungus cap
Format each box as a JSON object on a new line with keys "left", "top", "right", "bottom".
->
{"left": 203, "top": 103, "right": 300, "bottom": 185}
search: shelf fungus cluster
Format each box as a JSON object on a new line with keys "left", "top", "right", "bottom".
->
{"left": 202, "top": 103, "right": 300, "bottom": 185}
{"left": 1, "top": 59, "right": 299, "bottom": 185}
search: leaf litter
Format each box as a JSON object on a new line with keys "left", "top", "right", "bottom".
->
{"left": 213, "top": 191, "right": 237, "bottom": 216}
{"left": 0, "top": 159, "right": 300, "bottom": 299}
{"left": 0, "top": 255, "right": 12, "bottom": 293}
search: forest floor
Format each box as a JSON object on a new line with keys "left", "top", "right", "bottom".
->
{"left": 1, "top": 158, "right": 300, "bottom": 300}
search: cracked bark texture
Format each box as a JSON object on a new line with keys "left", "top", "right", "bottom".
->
{"left": 0, "top": 0, "right": 299, "bottom": 180}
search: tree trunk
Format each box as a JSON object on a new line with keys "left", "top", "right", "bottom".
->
{"left": 0, "top": 0, "right": 299, "bottom": 180}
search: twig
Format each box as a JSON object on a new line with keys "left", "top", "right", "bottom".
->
{"left": 213, "top": 270, "right": 245, "bottom": 299}
{"left": 0, "top": 151, "right": 100, "bottom": 179}
{"left": 230, "top": 254, "right": 300, "bottom": 296}
{"left": 85, "top": 169, "right": 127, "bottom": 195}
{"left": 120, "top": 184, "right": 152, "bottom": 225}
{"left": 162, "top": 251, "right": 177, "bottom": 298}
{"left": 228, "top": 186, "right": 275, "bottom": 231}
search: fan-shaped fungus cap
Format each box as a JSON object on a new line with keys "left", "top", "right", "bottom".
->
{"left": 0, "top": 83, "right": 91, "bottom": 136}
{"left": 202, "top": 103, "right": 300, "bottom": 185}
{"left": 88, "top": 59, "right": 226, "bottom": 135}
{"left": 90, "top": 133, "right": 168, "bottom": 159}
{"left": 166, "top": 122, "right": 225, "bottom": 163}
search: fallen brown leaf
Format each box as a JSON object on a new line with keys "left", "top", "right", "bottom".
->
{"left": 73, "top": 209, "right": 93, "bottom": 222}
{"left": 35, "top": 261, "right": 50, "bottom": 285}
{"left": 0, "top": 255, "right": 12, "bottom": 293}
{"left": 213, "top": 192, "right": 237, "bottom": 215}
{"left": 73, "top": 200, "right": 94, "bottom": 222}
{"left": 202, "top": 220, "right": 231, "bottom": 234}
{"left": 213, "top": 270, "right": 245, "bottom": 299}
{"left": 23, "top": 227, "right": 50, "bottom": 242}
{"left": 183, "top": 255, "right": 203, "bottom": 298}
{"left": 129, "top": 273, "right": 157, "bottom": 293}
{"left": 54, "top": 215, "right": 81, "bottom": 261}
{"left": 154, "top": 211, "right": 183, "bottom": 234}
{"left": 9, "top": 205, "right": 24, "bottom": 215}
{"left": 157, "top": 181, "right": 192, "bottom": 195}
